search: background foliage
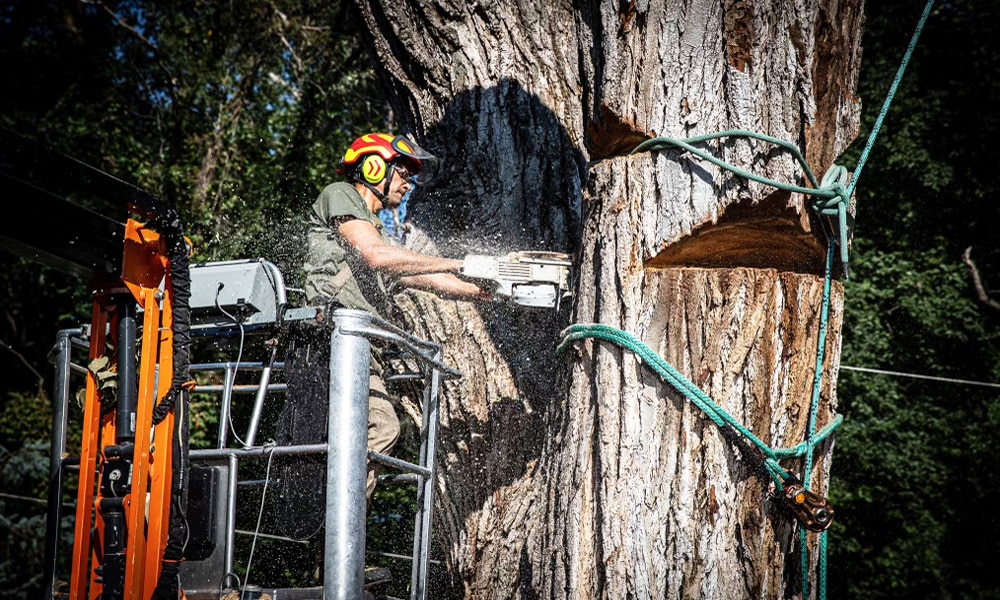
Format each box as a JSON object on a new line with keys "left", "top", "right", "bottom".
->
{"left": 828, "top": 2, "right": 1000, "bottom": 599}
{"left": 0, "top": 1, "right": 997, "bottom": 599}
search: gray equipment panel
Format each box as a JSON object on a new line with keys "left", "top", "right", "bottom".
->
{"left": 189, "top": 259, "right": 283, "bottom": 330}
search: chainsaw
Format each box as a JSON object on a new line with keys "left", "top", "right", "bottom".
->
{"left": 461, "top": 251, "right": 573, "bottom": 309}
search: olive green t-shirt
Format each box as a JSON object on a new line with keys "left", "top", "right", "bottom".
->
{"left": 303, "top": 182, "right": 393, "bottom": 319}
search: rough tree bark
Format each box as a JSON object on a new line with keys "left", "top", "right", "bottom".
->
{"left": 354, "top": 1, "right": 863, "bottom": 598}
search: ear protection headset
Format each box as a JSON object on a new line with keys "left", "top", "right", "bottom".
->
{"left": 361, "top": 154, "right": 387, "bottom": 184}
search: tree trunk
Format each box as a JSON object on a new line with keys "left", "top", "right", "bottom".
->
{"left": 355, "top": 0, "right": 863, "bottom": 597}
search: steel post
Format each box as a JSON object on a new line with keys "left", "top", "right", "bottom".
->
{"left": 244, "top": 344, "right": 277, "bottom": 446}
{"left": 324, "top": 309, "right": 372, "bottom": 600}
{"left": 43, "top": 328, "right": 82, "bottom": 599}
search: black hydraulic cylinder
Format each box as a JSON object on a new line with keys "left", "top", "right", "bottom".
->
{"left": 97, "top": 498, "right": 127, "bottom": 600}
{"left": 116, "top": 298, "right": 137, "bottom": 444}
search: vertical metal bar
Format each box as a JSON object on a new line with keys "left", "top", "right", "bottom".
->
{"left": 324, "top": 309, "right": 372, "bottom": 600}
{"left": 410, "top": 356, "right": 442, "bottom": 600}
{"left": 244, "top": 344, "right": 277, "bottom": 447}
{"left": 409, "top": 386, "right": 429, "bottom": 600}
{"left": 70, "top": 300, "right": 108, "bottom": 600}
{"left": 217, "top": 365, "right": 235, "bottom": 448}
{"left": 44, "top": 328, "right": 83, "bottom": 599}
{"left": 125, "top": 289, "right": 161, "bottom": 600}
{"left": 224, "top": 454, "right": 238, "bottom": 582}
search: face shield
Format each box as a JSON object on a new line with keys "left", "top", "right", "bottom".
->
{"left": 391, "top": 135, "right": 439, "bottom": 185}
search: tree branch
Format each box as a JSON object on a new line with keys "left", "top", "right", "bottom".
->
{"left": 0, "top": 339, "right": 45, "bottom": 396}
{"left": 81, "top": 0, "right": 180, "bottom": 101}
{"left": 962, "top": 246, "right": 1000, "bottom": 312}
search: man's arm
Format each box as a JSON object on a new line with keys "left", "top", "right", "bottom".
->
{"left": 338, "top": 218, "right": 489, "bottom": 300}
{"left": 398, "top": 273, "right": 489, "bottom": 300}
{"left": 338, "top": 219, "right": 463, "bottom": 276}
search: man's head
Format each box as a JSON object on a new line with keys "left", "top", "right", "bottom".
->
{"left": 337, "top": 133, "right": 439, "bottom": 211}
{"left": 338, "top": 133, "right": 438, "bottom": 187}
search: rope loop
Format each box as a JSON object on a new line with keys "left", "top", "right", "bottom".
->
{"left": 816, "top": 164, "right": 850, "bottom": 213}
{"left": 631, "top": 131, "right": 852, "bottom": 275}
{"left": 814, "top": 164, "right": 853, "bottom": 274}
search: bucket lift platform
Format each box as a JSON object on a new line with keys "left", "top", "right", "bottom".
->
{"left": 46, "top": 258, "right": 456, "bottom": 600}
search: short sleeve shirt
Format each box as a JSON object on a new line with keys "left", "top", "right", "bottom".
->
{"left": 303, "top": 182, "right": 394, "bottom": 319}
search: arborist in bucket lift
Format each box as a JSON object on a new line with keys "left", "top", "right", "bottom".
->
{"left": 275, "top": 132, "right": 572, "bottom": 591}
{"left": 273, "top": 133, "right": 495, "bottom": 580}
{"left": 306, "top": 131, "right": 493, "bottom": 493}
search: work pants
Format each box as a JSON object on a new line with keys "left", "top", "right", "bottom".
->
{"left": 274, "top": 329, "right": 400, "bottom": 538}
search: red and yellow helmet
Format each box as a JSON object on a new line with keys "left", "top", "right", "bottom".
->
{"left": 337, "top": 133, "right": 439, "bottom": 185}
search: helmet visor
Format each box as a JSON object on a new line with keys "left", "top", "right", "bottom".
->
{"left": 392, "top": 135, "right": 439, "bottom": 185}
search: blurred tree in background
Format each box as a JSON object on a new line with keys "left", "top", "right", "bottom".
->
{"left": 829, "top": 2, "right": 1000, "bottom": 599}
{"left": 0, "top": 1, "right": 997, "bottom": 598}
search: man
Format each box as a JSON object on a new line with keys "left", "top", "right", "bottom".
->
{"left": 304, "top": 131, "right": 488, "bottom": 496}
{"left": 273, "top": 133, "right": 490, "bottom": 581}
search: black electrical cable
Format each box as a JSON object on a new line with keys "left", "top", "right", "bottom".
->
{"left": 149, "top": 208, "right": 193, "bottom": 600}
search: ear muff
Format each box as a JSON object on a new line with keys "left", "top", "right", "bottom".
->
{"left": 361, "top": 154, "right": 387, "bottom": 184}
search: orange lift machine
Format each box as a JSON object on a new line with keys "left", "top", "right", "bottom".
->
{"left": 0, "top": 128, "right": 194, "bottom": 600}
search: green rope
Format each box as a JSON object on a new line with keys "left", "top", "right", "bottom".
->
{"left": 631, "top": 130, "right": 853, "bottom": 276}
{"left": 801, "top": 240, "right": 836, "bottom": 599}
{"left": 812, "top": 5, "right": 935, "bottom": 598}
{"left": 805, "top": 242, "right": 836, "bottom": 485}
{"left": 556, "top": 323, "right": 843, "bottom": 491}
{"left": 847, "top": 0, "right": 936, "bottom": 200}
